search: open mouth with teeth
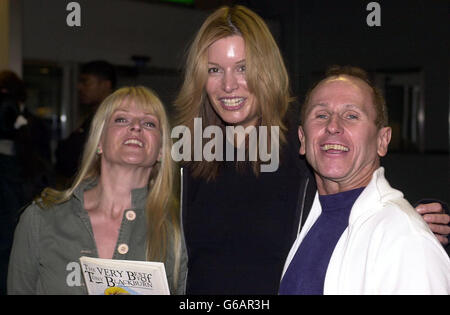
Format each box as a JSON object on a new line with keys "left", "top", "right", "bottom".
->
{"left": 124, "top": 139, "right": 143, "bottom": 147}
{"left": 219, "top": 97, "right": 246, "bottom": 110}
{"left": 320, "top": 143, "right": 349, "bottom": 152}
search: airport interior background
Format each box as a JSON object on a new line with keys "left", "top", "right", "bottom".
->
{"left": 1, "top": 0, "right": 448, "bottom": 204}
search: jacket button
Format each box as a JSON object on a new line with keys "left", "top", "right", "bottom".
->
{"left": 117, "top": 244, "right": 129, "bottom": 255}
{"left": 125, "top": 210, "right": 136, "bottom": 221}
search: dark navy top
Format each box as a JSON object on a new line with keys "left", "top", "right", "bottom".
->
{"left": 279, "top": 187, "right": 365, "bottom": 295}
{"left": 182, "top": 129, "right": 317, "bottom": 294}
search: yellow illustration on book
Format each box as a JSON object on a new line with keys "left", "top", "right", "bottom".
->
{"left": 104, "top": 286, "right": 131, "bottom": 295}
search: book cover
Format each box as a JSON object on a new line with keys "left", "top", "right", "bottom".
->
{"left": 79, "top": 256, "right": 170, "bottom": 295}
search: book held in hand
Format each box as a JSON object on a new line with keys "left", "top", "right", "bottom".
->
{"left": 79, "top": 256, "right": 170, "bottom": 295}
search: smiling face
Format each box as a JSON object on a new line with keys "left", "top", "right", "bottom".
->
{"left": 299, "top": 75, "right": 391, "bottom": 194}
{"left": 205, "top": 35, "right": 259, "bottom": 128}
{"left": 99, "top": 100, "right": 162, "bottom": 171}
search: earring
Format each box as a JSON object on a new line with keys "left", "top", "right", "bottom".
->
{"left": 96, "top": 147, "right": 102, "bottom": 155}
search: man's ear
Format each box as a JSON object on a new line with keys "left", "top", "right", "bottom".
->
{"left": 298, "top": 126, "right": 306, "bottom": 155}
{"left": 377, "top": 126, "right": 392, "bottom": 157}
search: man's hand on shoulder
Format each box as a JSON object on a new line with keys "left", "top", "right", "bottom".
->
{"left": 416, "top": 202, "right": 450, "bottom": 246}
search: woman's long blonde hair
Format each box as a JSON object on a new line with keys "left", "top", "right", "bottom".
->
{"left": 39, "top": 86, "right": 181, "bottom": 286}
{"left": 174, "top": 5, "right": 293, "bottom": 180}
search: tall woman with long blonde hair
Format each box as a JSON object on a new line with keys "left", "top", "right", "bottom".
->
{"left": 8, "top": 86, "right": 186, "bottom": 294}
{"left": 174, "top": 5, "right": 314, "bottom": 294}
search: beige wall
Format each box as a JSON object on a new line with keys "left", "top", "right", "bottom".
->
{"left": 0, "top": 0, "right": 22, "bottom": 75}
{"left": 0, "top": 0, "right": 9, "bottom": 71}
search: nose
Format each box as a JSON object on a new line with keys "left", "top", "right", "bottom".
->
{"left": 326, "top": 115, "right": 343, "bottom": 135}
{"left": 129, "top": 118, "right": 141, "bottom": 132}
{"left": 222, "top": 70, "right": 238, "bottom": 93}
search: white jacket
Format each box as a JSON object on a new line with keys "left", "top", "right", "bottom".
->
{"left": 281, "top": 167, "right": 450, "bottom": 294}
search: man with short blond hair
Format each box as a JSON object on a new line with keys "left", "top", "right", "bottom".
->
{"left": 279, "top": 66, "right": 450, "bottom": 295}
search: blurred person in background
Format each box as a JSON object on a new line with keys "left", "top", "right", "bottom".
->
{"left": 0, "top": 70, "right": 54, "bottom": 202}
{"left": 0, "top": 86, "right": 25, "bottom": 295}
{"left": 55, "top": 60, "right": 116, "bottom": 185}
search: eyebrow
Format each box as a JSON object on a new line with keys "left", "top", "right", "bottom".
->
{"left": 309, "top": 103, "right": 363, "bottom": 111}
{"left": 207, "top": 59, "right": 246, "bottom": 66}
{"left": 113, "top": 109, "right": 156, "bottom": 117}
{"left": 307, "top": 103, "right": 369, "bottom": 117}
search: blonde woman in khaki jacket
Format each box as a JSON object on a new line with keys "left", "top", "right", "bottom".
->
{"left": 8, "top": 86, "right": 187, "bottom": 295}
